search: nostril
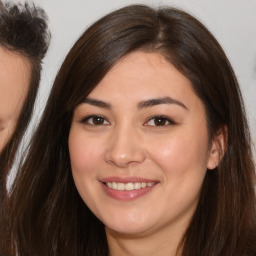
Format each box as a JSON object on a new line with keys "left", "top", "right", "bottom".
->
{"left": 104, "top": 134, "right": 146, "bottom": 167}
{"left": 105, "top": 151, "right": 146, "bottom": 167}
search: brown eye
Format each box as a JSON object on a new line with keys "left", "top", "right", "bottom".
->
{"left": 91, "top": 116, "right": 105, "bottom": 125}
{"left": 81, "top": 115, "right": 110, "bottom": 125}
{"left": 145, "top": 116, "right": 175, "bottom": 127}
{"left": 153, "top": 117, "right": 168, "bottom": 126}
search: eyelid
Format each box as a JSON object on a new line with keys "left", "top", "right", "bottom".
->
{"left": 78, "top": 114, "right": 176, "bottom": 127}
{"left": 80, "top": 114, "right": 110, "bottom": 125}
{"left": 144, "top": 115, "right": 176, "bottom": 126}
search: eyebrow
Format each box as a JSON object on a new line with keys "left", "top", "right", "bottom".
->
{"left": 83, "top": 96, "right": 188, "bottom": 110}
{"left": 83, "top": 98, "right": 111, "bottom": 109}
{"left": 137, "top": 96, "right": 188, "bottom": 110}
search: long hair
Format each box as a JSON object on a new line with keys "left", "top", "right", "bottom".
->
{"left": 8, "top": 5, "right": 256, "bottom": 256}
{"left": 0, "top": 1, "right": 50, "bottom": 255}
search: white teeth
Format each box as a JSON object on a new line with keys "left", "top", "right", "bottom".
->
{"left": 112, "top": 182, "right": 117, "bottom": 189}
{"left": 134, "top": 182, "right": 141, "bottom": 189}
{"left": 125, "top": 183, "right": 134, "bottom": 191}
{"left": 105, "top": 182, "right": 155, "bottom": 191}
{"left": 117, "top": 183, "right": 125, "bottom": 190}
{"left": 141, "top": 182, "right": 146, "bottom": 188}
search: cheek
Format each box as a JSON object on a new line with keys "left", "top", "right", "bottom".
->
{"left": 69, "top": 132, "right": 101, "bottom": 177}
{"left": 148, "top": 132, "right": 209, "bottom": 179}
{"left": 68, "top": 129, "right": 104, "bottom": 207}
{"left": 147, "top": 134, "right": 209, "bottom": 216}
{"left": 0, "top": 119, "right": 18, "bottom": 152}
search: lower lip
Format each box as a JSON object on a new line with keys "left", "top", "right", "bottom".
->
{"left": 101, "top": 183, "right": 157, "bottom": 201}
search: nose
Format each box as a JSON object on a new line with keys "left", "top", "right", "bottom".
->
{"left": 105, "top": 125, "right": 146, "bottom": 168}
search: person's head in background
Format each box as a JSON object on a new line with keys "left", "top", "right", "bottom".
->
{"left": 9, "top": 4, "right": 256, "bottom": 256}
{"left": 0, "top": 1, "right": 50, "bottom": 188}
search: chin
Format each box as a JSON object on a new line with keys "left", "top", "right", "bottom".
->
{"left": 103, "top": 217, "right": 155, "bottom": 237}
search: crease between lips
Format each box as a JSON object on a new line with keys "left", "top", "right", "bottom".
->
{"left": 99, "top": 178, "right": 160, "bottom": 200}
{"left": 100, "top": 180, "right": 159, "bottom": 191}
{"left": 99, "top": 177, "right": 158, "bottom": 183}
{"left": 98, "top": 177, "right": 159, "bottom": 193}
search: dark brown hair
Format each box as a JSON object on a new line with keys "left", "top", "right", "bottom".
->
{"left": 0, "top": 0, "right": 50, "bottom": 191}
{"left": 0, "top": 1, "right": 50, "bottom": 254}
{"left": 8, "top": 4, "right": 256, "bottom": 256}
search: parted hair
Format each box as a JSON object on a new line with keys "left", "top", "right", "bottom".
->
{"left": 8, "top": 4, "right": 256, "bottom": 256}
{"left": 0, "top": 1, "right": 50, "bottom": 255}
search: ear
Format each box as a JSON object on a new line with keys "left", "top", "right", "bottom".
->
{"left": 207, "top": 126, "right": 227, "bottom": 170}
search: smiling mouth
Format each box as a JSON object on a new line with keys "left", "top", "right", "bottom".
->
{"left": 104, "top": 182, "right": 155, "bottom": 191}
{"left": 101, "top": 179, "right": 158, "bottom": 200}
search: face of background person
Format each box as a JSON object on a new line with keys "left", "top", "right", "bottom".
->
{"left": 0, "top": 46, "right": 31, "bottom": 152}
{"left": 69, "top": 51, "right": 223, "bottom": 241}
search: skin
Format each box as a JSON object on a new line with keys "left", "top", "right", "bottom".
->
{"left": 0, "top": 46, "right": 31, "bottom": 152}
{"left": 69, "top": 51, "right": 222, "bottom": 256}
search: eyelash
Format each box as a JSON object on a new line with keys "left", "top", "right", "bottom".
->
{"left": 80, "top": 115, "right": 176, "bottom": 127}
{"left": 144, "top": 115, "right": 176, "bottom": 127}
{"left": 80, "top": 115, "right": 110, "bottom": 125}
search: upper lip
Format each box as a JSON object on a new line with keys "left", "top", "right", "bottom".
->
{"left": 99, "top": 176, "right": 158, "bottom": 183}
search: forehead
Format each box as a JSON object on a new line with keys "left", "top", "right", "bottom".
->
{"left": 88, "top": 51, "right": 199, "bottom": 108}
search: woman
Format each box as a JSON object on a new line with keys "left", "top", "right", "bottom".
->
{"left": 8, "top": 4, "right": 256, "bottom": 256}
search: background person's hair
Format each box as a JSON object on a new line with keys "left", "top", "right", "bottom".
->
{"left": 8, "top": 4, "right": 256, "bottom": 256}
{"left": 0, "top": 1, "right": 50, "bottom": 192}
{"left": 0, "top": 0, "right": 50, "bottom": 254}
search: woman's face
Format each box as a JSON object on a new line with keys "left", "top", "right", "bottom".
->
{"left": 0, "top": 47, "right": 30, "bottom": 152}
{"left": 69, "top": 51, "right": 219, "bottom": 239}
